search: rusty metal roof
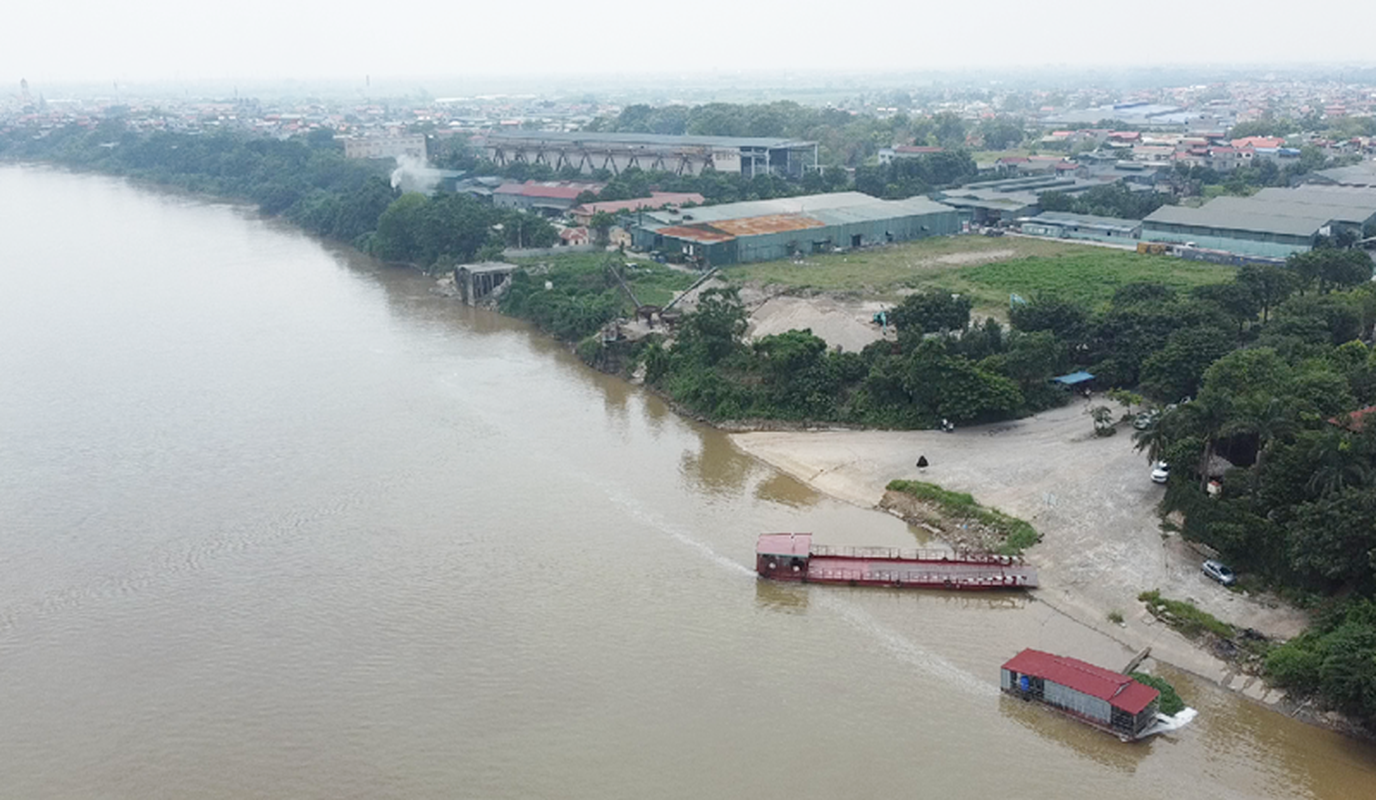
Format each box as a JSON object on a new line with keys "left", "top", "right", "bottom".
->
{"left": 654, "top": 225, "right": 735, "bottom": 244}
{"left": 712, "top": 213, "right": 826, "bottom": 236}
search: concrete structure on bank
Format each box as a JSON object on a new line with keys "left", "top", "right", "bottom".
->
{"left": 343, "top": 134, "right": 427, "bottom": 161}
{"left": 1141, "top": 186, "right": 1376, "bottom": 259}
{"left": 454, "top": 262, "right": 518, "bottom": 306}
{"left": 631, "top": 192, "right": 958, "bottom": 267}
{"left": 1019, "top": 211, "right": 1141, "bottom": 242}
{"left": 483, "top": 131, "right": 817, "bottom": 177}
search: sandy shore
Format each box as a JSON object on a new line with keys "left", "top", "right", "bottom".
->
{"left": 730, "top": 401, "right": 1310, "bottom": 703}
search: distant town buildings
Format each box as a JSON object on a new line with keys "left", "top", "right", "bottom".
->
{"left": 343, "top": 134, "right": 426, "bottom": 160}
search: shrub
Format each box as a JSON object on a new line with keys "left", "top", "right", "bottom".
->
{"left": 886, "top": 479, "right": 1041, "bottom": 555}
{"left": 1138, "top": 590, "right": 1235, "bottom": 639}
{"left": 1130, "top": 672, "right": 1186, "bottom": 715}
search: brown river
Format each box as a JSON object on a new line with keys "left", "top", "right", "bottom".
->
{"left": 2, "top": 164, "right": 1375, "bottom": 799}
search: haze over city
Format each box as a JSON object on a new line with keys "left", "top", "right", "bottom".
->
{"left": 9, "top": 0, "right": 1376, "bottom": 85}
{"left": 7, "top": 1, "right": 1376, "bottom": 797}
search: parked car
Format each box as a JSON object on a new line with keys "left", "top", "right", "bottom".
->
{"left": 1134, "top": 411, "right": 1159, "bottom": 430}
{"left": 1202, "top": 559, "right": 1236, "bottom": 586}
{"left": 1151, "top": 461, "right": 1170, "bottom": 483}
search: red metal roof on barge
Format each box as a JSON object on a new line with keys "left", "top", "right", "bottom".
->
{"left": 1002, "top": 649, "right": 1159, "bottom": 714}
{"left": 757, "top": 533, "right": 812, "bottom": 557}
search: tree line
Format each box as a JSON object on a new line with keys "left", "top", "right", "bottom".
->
{"left": 0, "top": 121, "right": 560, "bottom": 268}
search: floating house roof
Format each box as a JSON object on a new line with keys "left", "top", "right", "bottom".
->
{"left": 1003, "top": 649, "right": 1159, "bottom": 714}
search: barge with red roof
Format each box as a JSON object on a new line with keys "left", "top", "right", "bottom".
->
{"left": 755, "top": 533, "right": 1037, "bottom": 590}
{"left": 1001, "top": 649, "right": 1162, "bottom": 741}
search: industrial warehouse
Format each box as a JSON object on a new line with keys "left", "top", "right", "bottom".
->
{"left": 629, "top": 192, "right": 960, "bottom": 266}
{"left": 1142, "top": 185, "right": 1376, "bottom": 259}
{"left": 482, "top": 131, "right": 818, "bottom": 177}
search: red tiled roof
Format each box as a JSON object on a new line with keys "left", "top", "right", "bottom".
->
{"left": 1231, "top": 136, "right": 1284, "bottom": 149}
{"left": 1002, "top": 649, "right": 1160, "bottom": 714}
{"left": 895, "top": 145, "right": 944, "bottom": 153}
{"left": 1328, "top": 405, "right": 1376, "bottom": 432}
{"left": 570, "top": 192, "right": 704, "bottom": 216}
{"left": 494, "top": 180, "right": 605, "bottom": 200}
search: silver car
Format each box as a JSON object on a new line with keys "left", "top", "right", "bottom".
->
{"left": 1202, "top": 560, "right": 1236, "bottom": 586}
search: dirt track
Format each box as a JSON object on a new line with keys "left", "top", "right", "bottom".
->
{"left": 731, "top": 399, "right": 1310, "bottom": 700}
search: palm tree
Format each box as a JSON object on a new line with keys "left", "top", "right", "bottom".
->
{"left": 1133, "top": 414, "right": 1172, "bottom": 465}
{"left": 1180, "top": 392, "right": 1234, "bottom": 492}
{"left": 1306, "top": 430, "right": 1373, "bottom": 497}
{"left": 1224, "top": 396, "right": 1297, "bottom": 473}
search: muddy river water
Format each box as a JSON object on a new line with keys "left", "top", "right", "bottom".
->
{"left": 3, "top": 165, "right": 1375, "bottom": 799}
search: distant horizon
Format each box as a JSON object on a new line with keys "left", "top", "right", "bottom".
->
{"left": 10, "top": 63, "right": 1376, "bottom": 105}
{"left": 10, "top": 0, "right": 1376, "bottom": 90}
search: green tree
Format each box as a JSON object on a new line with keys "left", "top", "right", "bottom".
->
{"left": 589, "top": 210, "right": 616, "bottom": 246}
{"left": 1236, "top": 264, "right": 1297, "bottom": 323}
{"left": 1289, "top": 486, "right": 1376, "bottom": 589}
{"left": 1139, "top": 327, "right": 1234, "bottom": 402}
{"left": 889, "top": 290, "right": 972, "bottom": 334}
{"left": 371, "top": 193, "right": 430, "bottom": 262}
{"left": 677, "top": 287, "right": 748, "bottom": 365}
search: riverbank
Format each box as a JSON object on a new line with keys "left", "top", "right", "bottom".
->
{"left": 729, "top": 403, "right": 1314, "bottom": 708}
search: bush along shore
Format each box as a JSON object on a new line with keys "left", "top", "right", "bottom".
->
{"left": 882, "top": 480, "right": 1041, "bottom": 556}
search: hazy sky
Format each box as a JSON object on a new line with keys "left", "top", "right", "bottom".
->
{"left": 8, "top": 0, "right": 1376, "bottom": 86}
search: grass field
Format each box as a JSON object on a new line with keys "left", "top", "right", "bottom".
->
{"left": 511, "top": 252, "right": 696, "bottom": 309}
{"left": 724, "top": 235, "right": 1234, "bottom": 313}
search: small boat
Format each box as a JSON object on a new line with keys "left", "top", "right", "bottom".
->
{"left": 755, "top": 533, "right": 1037, "bottom": 590}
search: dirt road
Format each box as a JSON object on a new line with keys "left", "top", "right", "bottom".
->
{"left": 730, "top": 400, "right": 1310, "bottom": 700}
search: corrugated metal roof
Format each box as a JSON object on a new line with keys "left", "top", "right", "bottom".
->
{"left": 1143, "top": 203, "right": 1330, "bottom": 237}
{"left": 1003, "top": 649, "right": 1159, "bottom": 714}
{"left": 1252, "top": 186, "right": 1376, "bottom": 218}
{"left": 1312, "top": 162, "right": 1376, "bottom": 186}
{"left": 1033, "top": 211, "right": 1141, "bottom": 231}
{"left": 484, "top": 130, "right": 815, "bottom": 149}
{"left": 646, "top": 192, "right": 955, "bottom": 228}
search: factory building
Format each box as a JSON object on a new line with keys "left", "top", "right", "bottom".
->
{"left": 1142, "top": 186, "right": 1376, "bottom": 259}
{"left": 631, "top": 192, "right": 959, "bottom": 267}
{"left": 1019, "top": 211, "right": 1141, "bottom": 242}
{"left": 483, "top": 131, "right": 818, "bottom": 178}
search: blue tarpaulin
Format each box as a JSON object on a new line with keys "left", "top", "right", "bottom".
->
{"left": 1051, "top": 371, "right": 1095, "bottom": 386}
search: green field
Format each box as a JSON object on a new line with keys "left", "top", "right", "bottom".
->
{"left": 724, "top": 235, "right": 1235, "bottom": 314}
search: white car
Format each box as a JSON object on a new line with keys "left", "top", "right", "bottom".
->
{"left": 1151, "top": 461, "right": 1170, "bottom": 484}
{"left": 1202, "top": 560, "right": 1236, "bottom": 586}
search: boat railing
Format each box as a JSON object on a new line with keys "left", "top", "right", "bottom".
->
{"left": 809, "top": 544, "right": 1021, "bottom": 565}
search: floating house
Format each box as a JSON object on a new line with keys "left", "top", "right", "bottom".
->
{"left": 1001, "top": 649, "right": 1161, "bottom": 740}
